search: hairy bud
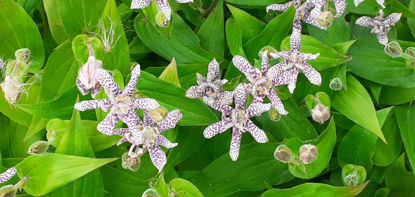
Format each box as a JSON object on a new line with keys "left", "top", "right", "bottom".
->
{"left": 329, "top": 77, "right": 343, "bottom": 91}
{"left": 0, "top": 185, "right": 17, "bottom": 197}
{"left": 299, "top": 144, "right": 318, "bottom": 164}
{"left": 122, "top": 152, "right": 141, "bottom": 171}
{"left": 28, "top": 140, "right": 50, "bottom": 155}
{"left": 317, "top": 11, "right": 334, "bottom": 28}
{"left": 0, "top": 76, "right": 24, "bottom": 105}
{"left": 156, "top": 12, "right": 169, "bottom": 27}
{"left": 274, "top": 145, "right": 293, "bottom": 163}
{"left": 311, "top": 103, "right": 330, "bottom": 124}
{"left": 14, "top": 48, "right": 31, "bottom": 63}
{"left": 384, "top": 41, "right": 403, "bottom": 58}
{"left": 342, "top": 164, "right": 366, "bottom": 186}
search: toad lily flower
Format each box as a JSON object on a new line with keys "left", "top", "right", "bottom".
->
{"left": 75, "top": 64, "right": 160, "bottom": 135}
{"left": 115, "top": 110, "right": 182, "bottom": 172}
{"left": 356, "top": 9, "right": 402, "bottom": 45}
{"left": 186, "top": 59, "right": 233, "bottom": 112}
{"left": 267, "top": 20, "right": 321, "bottom": 93}
{"left": 204, "top": 84, "right": 270, "bottom": 161}
{"left": 76, "top": 56, "right": 102, "bottom": 98}
{"left": 232, "top": 52, "right": 288, "bottom": 115}
{"left": 131, "top": 0, "right": 193, "bottom": 21}
{"left": 0, "top": 167, "right": 16, "bottom": 184}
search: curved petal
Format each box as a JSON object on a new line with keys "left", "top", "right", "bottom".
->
{"left": 91, "top": 83, "right": 101, "bottom": 99}
{"left": 95, "top": 68, "right": 122, "bottom": 98}
{"left": 234, "top": 83, "right": 247, "bottom": 110}
{"left": 229, "top": 128, "right": 242, "bottom": 161}
{"left": 157, "top": 0, "right": 172, "bottom": 21}
{"left": 384, "top": 13, "right": 402, "bottom": 26}
{"left": 376, "top": 33, "right": 389, "bottom": 46}
{"left": 287, "top": 69, "right": 299, "bottom": 93}
{"left": 245, "top": 120, "right": 268, "bottom": 143}
{"left": 76, "top": 78, "right": 89, "bottom": 96}
{"left": 270, "top": 51, "right": 291, "bottom": 59}
{"left": 219, "top": 91, "right": 233, "bottom": 106}
{"left": 232, "top": 56, "right": 259, "bottom": 82}
{"left": 97, "top": 110, "right": 120, "bottom": 135}
{"left": 333, "top": 0, "right": 346, "bottom": 17}
{"left": 185, "top": 85, "right": 203, "bottom": 98}
{"left": 0, "top": 167, "right": 16, "bottom": 184}
{"left": 119, "top": 109, "right": 142, "bottom": 128}
{"left": 148, "top": 145, "right": 167, "bottom": 172}
{"left": 302, "top": 52, "right": 320, "bottom": 61}
{"left": 122, "top": 64, "right": 141, "bottom": 97}
{"left": 266, "top": 2, "right": 293, "bottom": 12}
{"left": 259, "top": 50, "right": 269, "bottom": 74}
{"left": 290, "top": 19, "right": 302, "bottom": 51}
{"left": 74, "top": 99, "right": 112, "bottom": 111}
{"left": 207, "top": 59, "right": 221, "bottom": 82}
{"left": 268, "top": 88, "right": 288, "bottom": 115}
{"left": 246, "top": 103, "right": 271, "bottom": 118}
{"left": 355, "top": 16, "right": 374, "bottom": 28}
{"left": 302, "top": 12, "right": 327, "bottom": 30}
{"left": 156, "top": 135, "right": 178, "bottom": 148}
{"left": 113, "top": 128, "right": 130, "bottom": 136}
{"left": 156, "top": 110, "right": 182, "bottom": 132}
{"left": 252, "top": 94, "right": 265, "bottom": 104}
{"left": 268, "top": 62, "right": 292, "bottom": 86}
{"left": 130, "top": 0, "right": 152, "bottom": 9}
{"left": 132, "top": 98, "right": 160, "bottom": 110}
{"left": 204, "top": 97, "right": 233, "bottom": 115}
{"left": 143, "top": 111, "right": 154, "bottom": 127}
{"left": 203, "top": 119, "right": 232, "bottom": 139}
{"left": 299, "top": 63, "right": 322, "bottom": 86}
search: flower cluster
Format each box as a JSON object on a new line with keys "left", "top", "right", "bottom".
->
{"left": 74, "top": 62, "right": 182, "bottom": 172}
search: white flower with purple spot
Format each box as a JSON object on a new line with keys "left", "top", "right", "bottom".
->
{"left": 76, "top": 56, "right": 102, "bottom": 98}
{"left": 0, "top": 167, "right": 16, "bottom": 184}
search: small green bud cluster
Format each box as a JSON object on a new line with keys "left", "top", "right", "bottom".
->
{"left": 274, "top": 144, "right": 318, "bottom": 165}
{"left": 384, "top": 41, "right": 415, "bottom": 68}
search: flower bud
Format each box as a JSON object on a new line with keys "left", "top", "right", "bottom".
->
{"left": 149, "top": 106, "right": 168, "bottom": 122}
{"left": 384, "top": 41, "right": 403, "bottom": 58}
{"left": 0, "top": 76, "right": 24, "bottom": 105}
{"left": 122, "top": 152, "right": 141, "bottom": 171}
{"left": 28, "top": 140, "right": 50, "bottom": 155}
{"left": 268, "top": 107, "right": 282, "bottom": 121}
{"left": 142, "top": 188, "right": 160, "bottom": 197}
{"left": 0, "top": 185, "right": 17, "bottom": 197}
{"left": 317, "top": 11, "right": 334, "bottom": 28}
{"left": 76, "top": 56, "right": 102, "bottom": 98}
{"left": 155, "top": 12, "right": 169, "bottom": 27}
{"left": 342, "top": 164, "right": 366, "bottom": 186}
{"left": 311, "top": 103, "right": 330, "bottom": 124}
{"left": 14, "top": 48, "right": 31, "bottom": 63}
{"left": 299, "top": 144, "right": 318, "bottom": 164}
{"left": 329, "top": 77, "right": 343, "bottom": 91}
{"left": 274, "top": 145, "right": 293, "bottom": 163}
{"left": 259, "top": 46, "right": 278, "bottom": 58}
{"left": 405, "top": 47, "right": 415, "bottom": 57}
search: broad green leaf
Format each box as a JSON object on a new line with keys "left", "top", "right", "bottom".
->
{"left": 138, "top": 71, "right": 218, "bottom": 126}
{"left": 261, "top": 181, "right": 368, "bottom": 197}
{"left": 227, "top": 4, "right": 265, "bottom": 42}
{"left": 331, "top": 74, "right": 386, "bottom": 142}
{"left": 385, "top": 0, "right": 415, "bottom": 18}
{"left": 43, "top": 0, "right": 68, "bottom": 43}
{"left": 379, "top": 86, "right": 415, "bottom": 105}
{"left": 169, "top": 178, "right": 203, "bottom": 197}
{"left": 308, "top": 15, "right": 350, "bottom": 45}
{"left": 409, "top": 0, "right": 415, "bottom": 38}
{"left": 57, "top": 0, "right": 106, "bottom": 39}
{"left": 286, "top": 118, "right": 336, "bottom": 179}
{"left": 332, "top": 40, "right": 356, "bottom": 55}
{"left": 345, "top": 0, "right": 379, "bottom": 15}
{"left": 0, "top": 0, "right": 45, "bottom": 71}
{"left": 197, "top": 0, "right": 225, "bottom": 57}
{"left": 226, "top": 17, "right": 245, "bottom": 56}
{"left": 16, "top": 153, "right": 116, "bottom": 196}
{"left": 16, "top": 0, "right": 40, "bottom": 15}
{"left": 394, "top": 105, "right": 415, "bottom": 173}
{"left": 0, "top": 91, "right": 32, "bottom": 126}
{"left": 385, "top": 154, "right": 415, "bottom": 196}
{"left": 225, "top": 0, "right": 282, "bottom": 7}
{"left": 281, "top": 35, "right": 351, "bottom": 70}
{"left": 191, "top": 144, "right": 292, "bottom": 196}
{"left": 159, "top": 58, "right": 181, "bottom": 87}
{"left": 99, "top": 0, "right": 131, "bottom": 75}
{"left": 154, "top": 176, "right": 170, "bottom": 197}
{"left": 244, "top": 6, "right": 294, "bottom": 61}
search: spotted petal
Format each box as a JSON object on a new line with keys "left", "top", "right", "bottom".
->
{"left": 76, "top": 78, "right": 90, "bottom": 96}
{"left": 132, "top": 98, "right": 160, "bottom": 110}
{"left": 97, "top": 111, "right": 120, "bottom": 135}
{"left": 287, "top": 68, "right": 299, "bottom": 93}
{"left": 122, "top": 64, "right": 141, "bottom": 97}
{"left": 232, "top": 56, "right": 259, "bottom": 82}
{"left": 290, "top": 19, "right": 302, "bottom": 51}
{"left": 299, "top": 63, "right": 322, "bottom": 86}
{"left": 376, "top": 32, "right": 389, "bottom": 46}
{"left": 157, "top": 110, "right": 182, "bottom": 132}
{"left": 356, "top": 16, "right": 374, "bottom": 28}
{"left": 246, "top": 103, "right": 271, "bottom": 118}
{"left": 74, "top": 99, "right": 112, "bottom": 111}
{"left": 119, "top": 109, "right": 141, "bottom": 128}
{"left": 267, "top": 61, "right": 292, "bottom": 86}
{"left": 333, "top": 0, "right": 346, "bottom": 17}
{"left": 148, "top": 145, "right": 167, "bottom": 172}
{"left": 266, "top": 2, "right": 293, "bottom": 12}
{"left": 259, "top": 50, "right": 269, "bottom": 74}
{"left": 234, "top": 83, "right": 247, "bottom": 110}
{"left": 229, "top": 128, "right": 242, "bottom": 161}
{"left": 270, "top": 51, "right": 291, "bottom": 59}
{"left": 0, "top": 167, "right": 16, "bottom": 184}
{"left": 130, "top": 0, "right": 152, "bottom": 9}
{"left": 185, "top": 85, "right": 203, "bottom": 99}
{"left": 95, "top": 68, "right": 122, "bottom": 98}
{"left": 203, "top": 119, "right": 232, "bottom": 139}
{"left": 156, "top": 135, "right": 178, "bottom": 148}
{"left": 384, "top": 13, "right": 402, "bottom": 26}
{"left": 269, "top": 88, "right": 288, "bottom": 115}
{"left": 218, "top": 91, "right": 234, "bottom": 106}
{"left": 207, "top": 59, "right": 221, "bottom": 82}
{"left": 245, "top": 120, "right": 268, "bottom": 143}
{"left": 204, "top": 97, "right": 234, "bottom": 114}
{"left": 157, "top": 0, "right": 172, "bottom": 21}
{"left": 143, "top": 111, "right": 154, "bottom": 127}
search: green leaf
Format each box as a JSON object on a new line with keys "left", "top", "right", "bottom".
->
{"left": 43, "top": 0, "right": 68, "bottom": 43}
{"left": 286, "top": 118, "right": 336, "bottom": 179}
{"left": 261, "top": 181, "right": 368, "bottom": 197}
{"left": 138, "top": 71, "right": 218, "bottom": 126}
{"left": 191, "top": 144, "right": 292, "bottom": 196}
{"left": 385, "top": 0, "right": 415, "bottom": 18}
{"left": 169, "top": 178, "right": 203, "bottom": 197}
{"left": 332, "top": 74, "right": 386, "bottom": 142}
{"left": 227, "top": 4, "right": 265, "bottom": 42}
{"left": 16, "top": 0, "right": 40, "bottom": 15}
{"left": 332, "top": 40, "right": 356, "bottom": 55}
{"left": 0, "top": 92, "right": 32, "bottom": 127}
{"left": 226, "top": 17, "right": 245, "bottom": 56}
{"left": 154, "top": 176, "right": 170, "bottom": 197}
{"left": 57, "top": 0, "right": 106, "bottom": 39}
{"left": 197, "top": 0, "right": 224, "bottom": 57}
{"left": 225, "top": 0, "right": 282, "bottom": 7}
{"left": 379, "top": 86, "right": 415, "bottom": 105}
{"left": 281, "top": 35, "right": 351, "bottom": 70}
{"left": 409, "top": 0, "right": 415, "bottom": 38}
{"left": 308, "top": 15, "right": 350, "bottom": 45}
{"left": 385, "top": 154, "right": 415, "bottom": 196}
{"left": 0, "top": 0, "right": 45, "bottom": 71}
{"left": 394, "top": 105, "right": 415, "bottom": 173}
{"left": 244, "top": 6, "right": 294, "bottom": 61}
{"left": 159, "top": 58, "right": 181, "bottom": 87}
{"left": 16, "top": 153, "right": 116, "bottom": 196}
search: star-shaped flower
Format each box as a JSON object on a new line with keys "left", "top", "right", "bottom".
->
{"left": 75, "top": 64, "right": 160, "bottom": 135}
{"left": 356, "top": 9, "right": 402, "bottom": 45}
{"left": 354, "top": 0, "right": 385, "bottom": 9}
{"left": 0, "top": 167, "right": 16, "bottom": 184}
{"left": 186, "top": 59, "right": 233, "bottom": 112}
{"left": 131, "top": 0, "right": 193, "bottom": 21}
{"left": 203, "top": 84, "right": 270, "bottom": 161}
{"left": 232, "top": 52, "right": 288, "bottom": 115}
{"left": 76, "top": 56, "right": 102, "bottom": 98}
{"left": 115, "top": 109, "right": 182, "bottom": 172}
{"left": 266, "top": 21, "right": 321, "bottom": 93}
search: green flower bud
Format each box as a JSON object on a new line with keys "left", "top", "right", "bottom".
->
{"left": 329, "top": 77, "right": 343, "bottom": 91}
{"left": 268, "top": 107, "right": 282, "bottom": 121}
{"left": 142, "top": 188, "right": 160, "bottom": 197}
{"left": 0, "top": 185, "right": 17, "bottom": 197}
{"left": 405, "top": 47, "right": 415, "bottom": 57}
{"left": 14, "top": 48, "right": 31, "bottom": 63}
{"left": 317, "top": 11, "right": 334, "bottom": 28}
{"left": 274, "top": 145, "right": 293, "bottom": 163}
{"left": 28, "top": 140, "right": 50, "bottom": 155}
{"left": 155, "top": 12, "right": 169, "bottom": 27}
{"left": 342, "top": 164, "right": 366, "bottom": 186}
{"left": 122, "top": 152, "right": 141, "bottom": 171}
{"left": 384, "top": 41, "right": 403, "bottom": 58}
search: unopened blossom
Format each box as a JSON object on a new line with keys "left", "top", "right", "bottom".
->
{"left": 131, "top": 0, "right": 193, "bottom": 21}
{"left": 299, "top": 144, "right": 318, "bottom": 164}
{"left": 311, "top": 103, "right": 330, "bottom": 124}
{"left": 186, "top": 59, "right": 233, "bottom": 111}
{"left": 274, "top": 144, "right": 293, "bottom": 163}
{"left": 356, "top": 10, "right": 402, "bottom": 45}
{"left": 116, "top": 110, "right": 182, "bottom": 172}
{"left": 232, "top": 52, "right": 288, "bottom": 115}
{"left": 76, "top": 56, "right": 102, "bottom": 98}
{"left": 267, "top": 20, "right": 321, "bottom": 93}
{"left": 0, "top": 167, "right": 17, "bottom": 184}
{"left": 204, "top": 84, "right": 270, "bottom": 161}
{"left": 75, "top": 64, "right": 160, "bottom": 135}
{"left": 0, "top": 76, "right": 24, "bottom": 105}
{"left": 354, "top": 0, "right": 385, "bottom": 8}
